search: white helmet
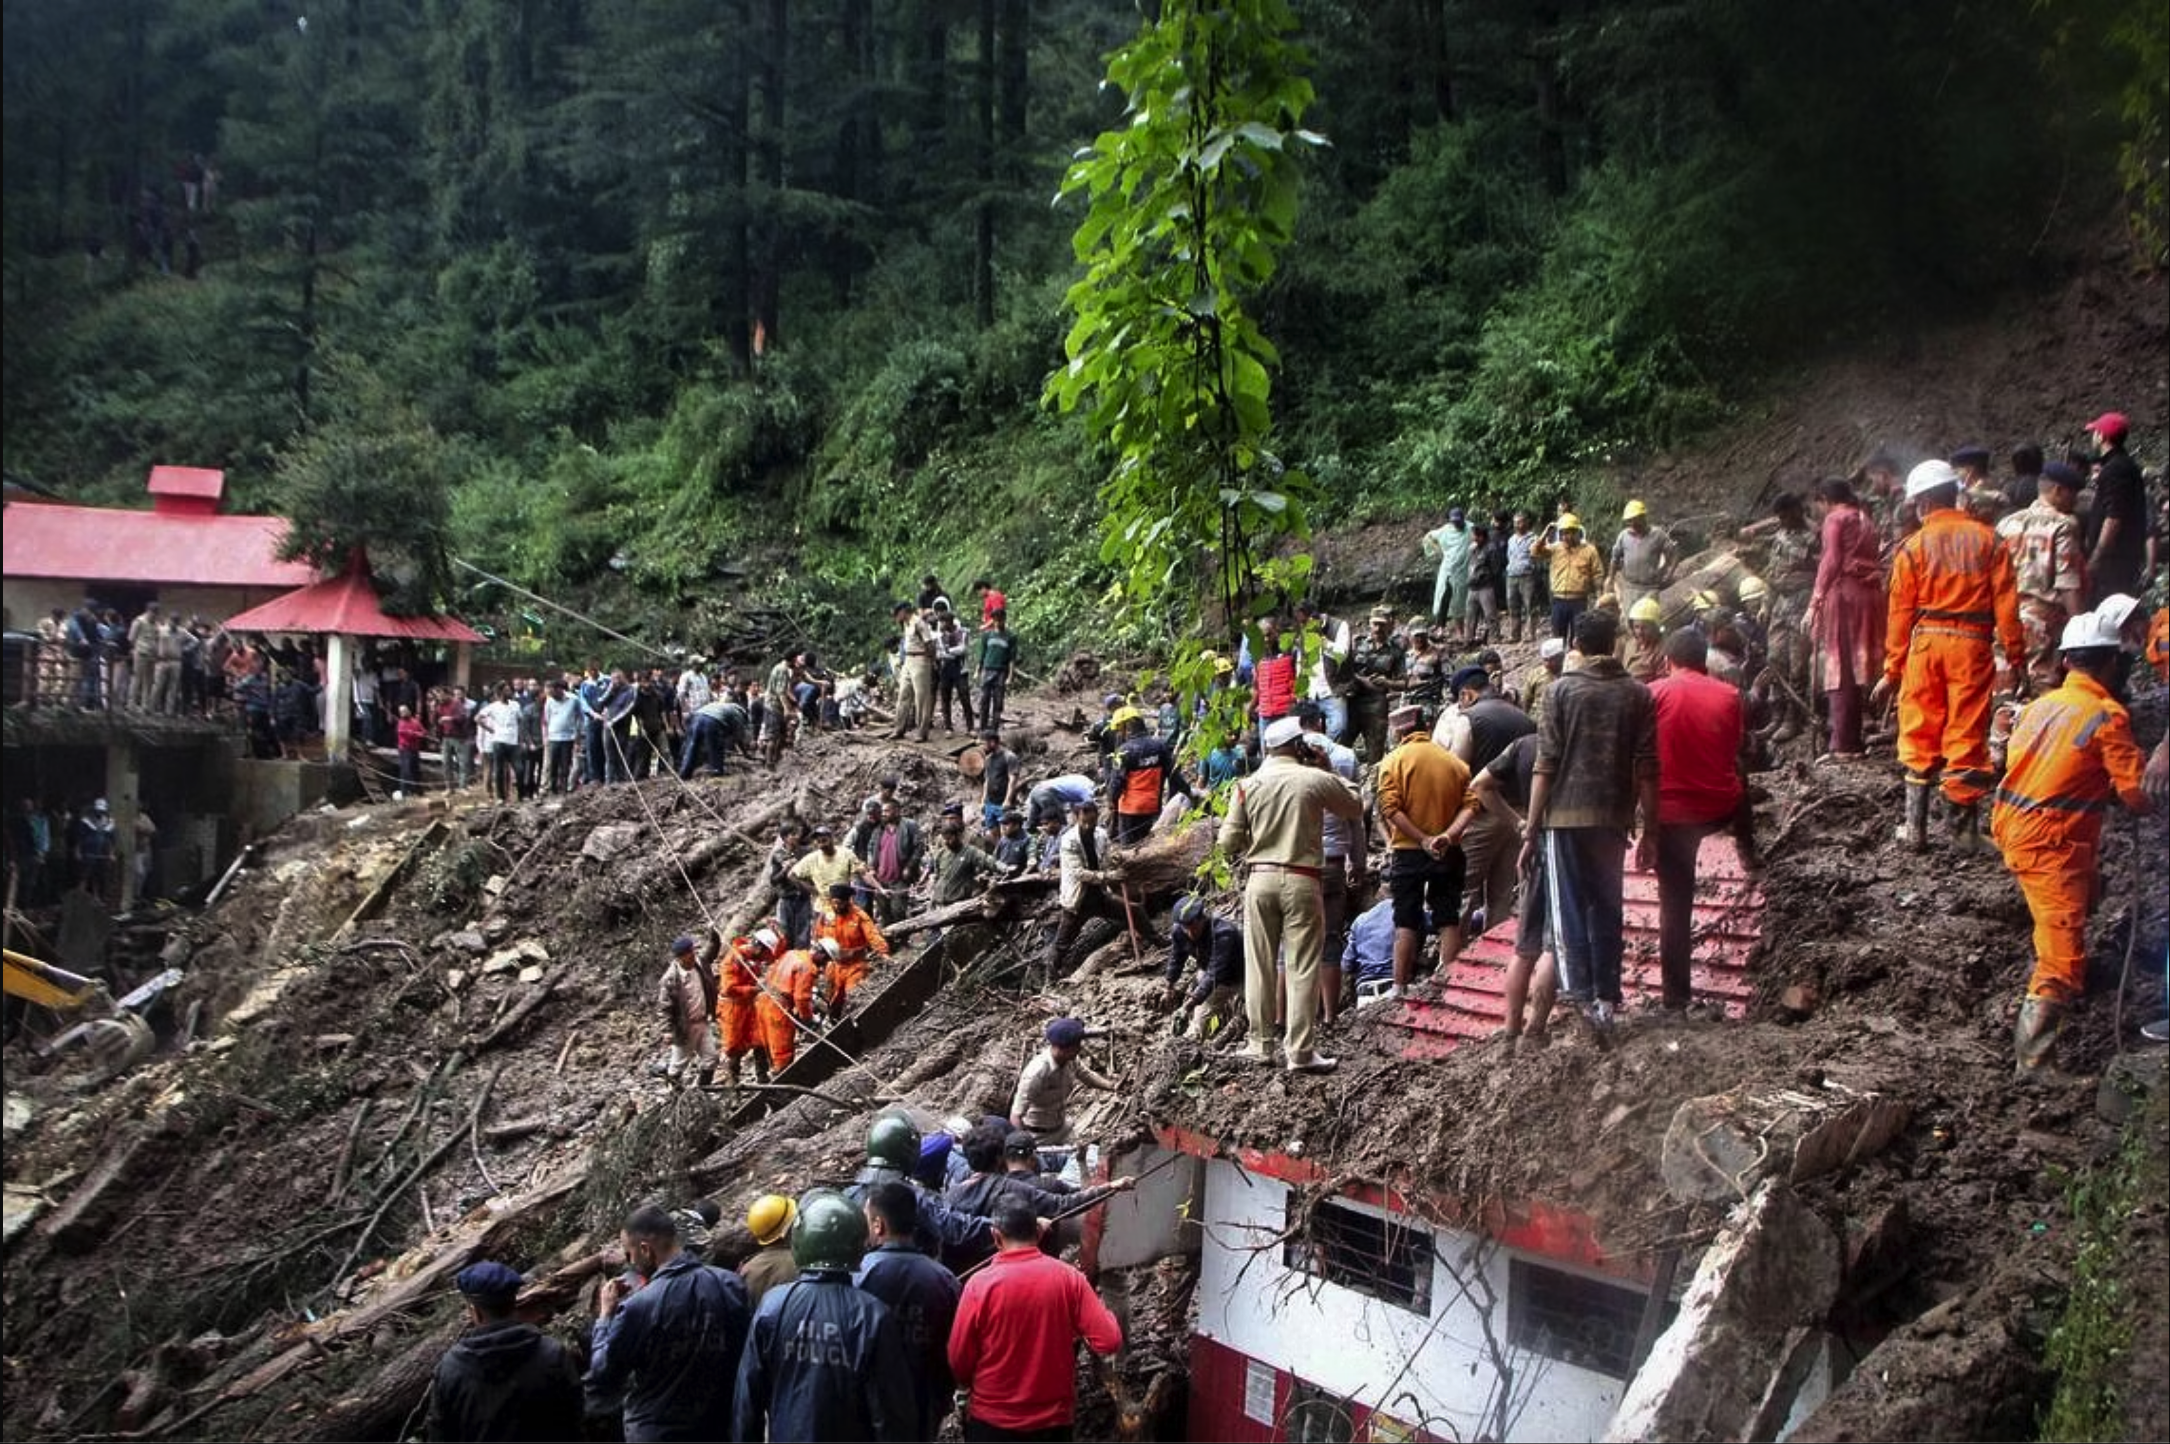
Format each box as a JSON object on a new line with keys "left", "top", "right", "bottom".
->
{"left": 2094, "top": 593, "right": 2141, "bottom": 633}
{"left": 2059, "top": 611, "right": 2123, "bottom": 653}
{"left": 813, "top": 937, "right": 842, "bottom": 960}
{"left": 1904, "top": 459, "right": 1960, "bottom": 500}
{"left": 752, "top": 928, "right": 780, "bottom": 953}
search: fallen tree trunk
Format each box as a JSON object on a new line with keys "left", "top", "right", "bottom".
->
{"left": 468, "top": 968, "right": 565, "bottom": 1051}
{"left": 287, "top": 1329, "right": 450, "bottom": 1443}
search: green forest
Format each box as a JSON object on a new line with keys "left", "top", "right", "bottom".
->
{"left": 3, "top": 0, "right": 2163, "bottom": 663}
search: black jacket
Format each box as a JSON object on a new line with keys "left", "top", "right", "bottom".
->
{"left": 428, "top": 1320, "right": 582, "bottom": 1442}
{"left": 847, "top": 1165, "right": 992, "bottom": 1271}
{"left": 853, "top": 1243, "right": 963, "bottom": 1439}
{"left": 1166, "top": 915, "right": 1244, "bottom": 995}
{"left": 582, "top": 1252, "right": 750, "bottom": 1442}
{"left": 732, "top": 1270, "right": 918, "bottom": 1443}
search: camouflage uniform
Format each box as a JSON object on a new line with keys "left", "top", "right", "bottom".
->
{"left": 1344, "top": 631, "right": 1406, "bottom": 762}
{"left": 1995, "top": 500, "right": 2087, "bottom": 692}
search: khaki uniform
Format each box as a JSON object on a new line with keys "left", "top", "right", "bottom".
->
{"left": 1995, "top": 501, "right": 2088, "bottom": 693}
{"left": 1220, "top": 755, "right": 1366, "bottom": 1063}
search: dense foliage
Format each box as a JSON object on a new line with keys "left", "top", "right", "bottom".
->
{"left": 3, "top": 0, "right": 2161, "bottom": 658}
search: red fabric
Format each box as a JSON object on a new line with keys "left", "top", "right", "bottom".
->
{"left": 396, "top": 715, "right": 428, "bottom": 751}
{"left": 1253, "top": 651, "right": 1296, "bottom": 720}
{"left": 947, "top": 1248, "right": 1122, "bottom": 1430}
{"left": 980, "top": 588, "right": 1007, "bottom": 629}
{"left": 1648, "top": 668, "right": 1743, "bottom": 825}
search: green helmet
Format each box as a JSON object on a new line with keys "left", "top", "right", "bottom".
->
{"left": 866, "top": 1113, "right": 920, "bottom": 1172}
{"left": 791, "top": 1189, "right": 868, "bottom": 1272}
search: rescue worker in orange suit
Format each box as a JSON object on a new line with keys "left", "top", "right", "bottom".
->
{"left": 1870, "top": 459, "right": 2025, "bottom": 853}
{"left": 1990, "top": 610, "right": 2154, "bottom": 1072}
{"left": 757, "top": 940, "right": 823, "bottom": 1073}
{"left": 717, "top": 926, "right": 780, "bottom": 1086}
{"left": 813, "top": 882, "right": 889, "bottom": 1022}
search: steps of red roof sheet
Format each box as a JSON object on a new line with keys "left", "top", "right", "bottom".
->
{"left": 1381, "top": 831, "right": 1764, "bottom": 1060}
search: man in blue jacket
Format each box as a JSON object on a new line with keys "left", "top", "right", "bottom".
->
{"left": 734, "top": 1190, "right": 917, "bottom": 1443}
{"left": 583, "top": 1204, "right": 749, "bottom": 1441}
{"left": 854, "top": 1182, "right": 965, "bottom": 1440}
{"left": 428, "top": 1261, "right": 581, "bottom": 1442}
{"left": 846, "top": 1115, "right": 998, "bottom": 1271}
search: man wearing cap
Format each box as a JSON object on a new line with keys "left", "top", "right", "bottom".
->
{"left": 2083, "top": 411, "right": 2145, "bottom": 602}
{"left": 1610, "top": 500, "right": 1677, "bottom": 615}
{"left": 654, "top": 935, "right": 717, "bottom": 1086}
{"left": 1403, "top": 623, "right": 1447, "bottom": 723}
{"left": 1222, "top": 715, "right": 1368, "bottom": 1069}
{"left": 740, "top": 1195, "right": 801, "bottom": 1303}
{"left": 1424, "top": 507, "right": 1475, "bottom": 645}
{"left": 717, "top": 929, "right": 778, "bottom": 1087}
{"left": 1164, "top": 896, "right": 1246, "bottom": 1037}
{"left": 1011, "top": 1017, "right": 1117, "bottom": 1143}
{"left": 991, "top": 808, "right": 1033, "bottom": 873}
{"left": 1871, "top": 459, "right": 2026, "bottom": 853}
{"left": 1520, "top": 610, "right": 1659, "bottom": 1038}
{"left": 1109, "top": 705, "right": 1196, "bottom": 843}
{"left": 814, "top": 885, "right": 890, "bottom": 1018}
{"left": 429, "top": 1261, "right": 580, "bottom": 1441}
{"left": 888, "top": 602, "right": 938, "bottom": 742}
{"left": 1049, "top": 797, "right": 1140, "bottom": 972}
{"left": 1534, "top": 514, "right": 1607, "bottom": 639}
{"left": 585, "top": 1204, "right": 750, "bottom": 1442}
{"left": 1521, "top": 638, "right": 1568, "bottom": 728}
{"left": 1345, "top": 607, "right": 1407, "bottom": 763}
{"left": 1295, "top": 700, "right": 1364, "bottom": 1020}
{"left": 1436, "top": 667, "right": 1537, "bottom": 945}
{"left": 1992, "top": 610, "right": 2155, "bottom": 1071}
{"left": 927, "top": 818, "right": 1002, "bottom": 904}
{"left": 1995, "top": 460, "right": 2089, "bottom": 693}
{"left": 1377, "top": 702, "right": 1474, "bottom": 996}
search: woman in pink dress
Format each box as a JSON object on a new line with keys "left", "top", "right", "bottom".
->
{"left": 1806, "top": 476, "right": 1884, "bottom": 757}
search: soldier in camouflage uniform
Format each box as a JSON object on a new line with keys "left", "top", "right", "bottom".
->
{"left": 1344, "top": 607, "right": 1407, "bottom": 764}
{"left": 1994, "top": 460, "right": 2089, "bottom": 693}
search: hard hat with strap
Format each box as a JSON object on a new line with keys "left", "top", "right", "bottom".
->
{"left": 1737, "top": 574, "right": 1769, "bottom": 602}
{"left": 866, "top": 1113, "right": 919, "bottom": 1171}
{"left": 1629, "top": 597, "right": 1664, "bottom": 625}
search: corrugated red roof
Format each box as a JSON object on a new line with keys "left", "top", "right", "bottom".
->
{"left": 1380, "top": 831, "right": 1766, "bottom": 1058}
{"left": 222, "top": 564, "right": 484, "bottom": 643}
{"left": 146, "top": 466, "right": 226, "bottom": 504}
{"left": 2, "top": 500, "right": 317, "bottom": 590}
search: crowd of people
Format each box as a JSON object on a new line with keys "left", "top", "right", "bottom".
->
{"left": 434, "top": 1077, "right": 1138, "bottom": 1442}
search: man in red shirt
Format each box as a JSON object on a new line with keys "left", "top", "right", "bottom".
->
{"left": 1646, "top": 630, "right": 1747, "bottom": 1011}
{"left": 947, "top": 1201, "right": 1122, "bottom": 1440}
{"left": 973, "top": 577, "right": 1007, "bottom": 630}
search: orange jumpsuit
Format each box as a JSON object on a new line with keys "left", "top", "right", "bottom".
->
{"left": 1883, "top": 506, "right": 2025, "bottom": 806}
{"left": 812, "top": 906, "right": 889, "bottom": 1014}
{"left": 755, "top": 949, "right": 819, "bottom": 1071}
{"left": 715, "top": 937, "right": 767, "bottom": 1060}
{"left": 1989, "top": 672, "right": 2150, "bottom": 1001}
{"left": 2149, "top": 607, "right": 2168, "bottom": 682}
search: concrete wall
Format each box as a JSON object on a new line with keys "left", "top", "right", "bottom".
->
{"left": 1095, "top": 1144, "right": 1205, "bottom": 1270}
{"left": 227, "top": 758, "right": 340, "bottom": 841}
{"left": 1193, "top": 1159, "right": 1628, "bottom": 1444}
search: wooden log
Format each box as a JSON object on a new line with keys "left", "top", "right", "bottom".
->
{"left": 332, "top": 821, "right": 448, "bottom": 943}
{"left": 467, "top": 967, "right": 565, "bottom": 1051}
{"left": 287, "top": 1329, "right": 451, "bottom": 1443}
{"left": 42, "top": 1128, "right": 150, "bottom": 1253}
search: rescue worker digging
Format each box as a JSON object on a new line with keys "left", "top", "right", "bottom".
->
{"left": 1991, "top": 610, "right": 2155, "bottom": 1073}
{"left": 1872, "top": 459, "right": 2026, "bottom": 853}
{"left": 813, "top": 883, "right": 889, "bottom": 1022}
{"left": 757, "top": 939, "right": 824, "bottom": 1073}
{"left": 716, "top": 927, "right": 778, "bottom": 1086}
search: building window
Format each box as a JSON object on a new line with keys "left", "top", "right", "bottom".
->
{"left": 1285, "top": 1379, "right": 1357, "bottom": 1443}
{"left": 1283, "top": 1193, "right": 1434, "bottom": 1314}
{"left": 1242, "top": 1358, "right": 1277, "bottom": 1425}
{"left": 1507, "top": 1257, "right": 1662, "bottom": 1380}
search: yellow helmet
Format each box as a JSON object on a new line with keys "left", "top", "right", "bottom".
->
{"left": 1737, "top": 574, "right": 1769, "bottom": 602}
{"left": 1622, "top": 499, "right": 1648, "bottom": 520}
{"left": 1691, "top": 589, "right": 1720, "bottom": 612}
{"left": 748, "top": 1194, "right": 798, "bottom": 1246}
{"left": 1558, "top": 513, "right": 1583, "bottom": 532}
{"left": 1628, "top": 597, "right": 1664, "bottom": 625}
{"left": 1213, "top": 656, "right": 1235, "bottom": 676}
{"left": 1110, "top": 705, "right": 1145, "bottom": 728}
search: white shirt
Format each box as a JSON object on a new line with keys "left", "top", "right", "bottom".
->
{"left": 676, "top": 670, "right": 712, "bottom": 714}
{"left": 475, "top": 699, "right": 522, "bottom": 745}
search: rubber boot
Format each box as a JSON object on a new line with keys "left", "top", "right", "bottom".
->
{"left": 754, "top": 1050, "right": 772, "bottom": 1085}
{"left": 1895, "top": 781, "right": 1930, "bottom": 852}
{"left": 2013, "top": 996, "right": 2066, "bottom": 1075}
{"left": 1948, "top": 802, "right": 1982, "bottom": 856}
{"left": 696, "top": 1063, "right": 715, "bottom": 1089}
{"left": 725, "top": 1055, "right": 742, "bottom": 1088}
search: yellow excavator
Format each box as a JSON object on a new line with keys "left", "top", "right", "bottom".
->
{"left": 2, "top": 949, "right": 178, "bottom": 1084}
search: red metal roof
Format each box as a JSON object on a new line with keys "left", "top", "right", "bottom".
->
{"left": 1381, "top": 832, "right": 1765, "bottom": 1058}
{"left": 221, "top": 563, "right": 484, "bottom": 643}
{"left": 146, "top": 466, "right": 226, "bottom": 515}
{"left": 2, "top": 499, "right": 317, "bottom": 590}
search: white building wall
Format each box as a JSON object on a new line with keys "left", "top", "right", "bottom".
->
{"left": 1195, "top": 1158, "right": 1628, "bottom": 1444}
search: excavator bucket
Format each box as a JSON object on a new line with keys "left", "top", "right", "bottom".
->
{"left": 2, "top": 950, "right": 101, "bottom": 1012}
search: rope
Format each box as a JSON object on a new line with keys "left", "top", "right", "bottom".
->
{"left": 451, "top": 556, "right": 675, "bottom": 662}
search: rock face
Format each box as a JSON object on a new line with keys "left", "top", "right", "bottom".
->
{"left": 1607, "top": 1181, "right": 1842, "bottom": 1444}
{"left": 1659, "top": 1083, "right": 1909, "bottom": 1203}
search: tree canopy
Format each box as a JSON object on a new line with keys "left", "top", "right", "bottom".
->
{"left": 2, "top": 0, "right": 2160, "bottom": 653}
